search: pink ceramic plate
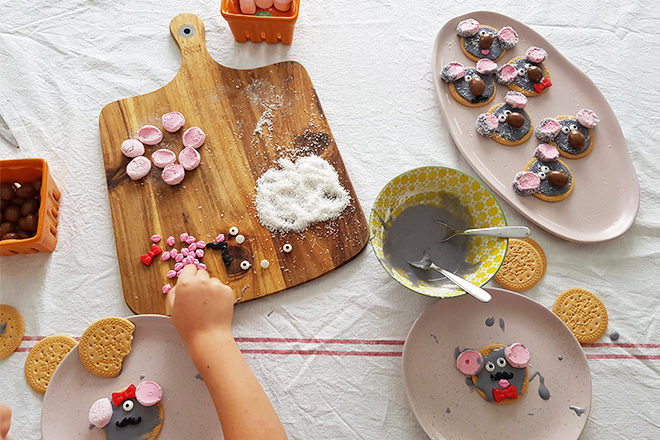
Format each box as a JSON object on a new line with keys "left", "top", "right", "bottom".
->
{"left": 42, "top": 315, "right": 222, "bottom": 439}
{"left": 433, "top": 11, "right": 639, "bottom": 244}
{"left": 403, "top": 287, "right": 591, "bottom": 440}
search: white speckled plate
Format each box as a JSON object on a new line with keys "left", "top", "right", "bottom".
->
{"left": 433, "top": 11, "right": 639, "bottom": 244}
{"left": 42, "top": 315, "right": 222, "bottom": 439}
{"left": 403, "top": 287, "right": 591, "bottom": 440}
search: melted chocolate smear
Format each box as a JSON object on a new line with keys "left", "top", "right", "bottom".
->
{"left": 0, "top": 322, "right": 6, "bottom": 335}
{"left": 465, "top": 377, "right": 475, "bottom": 389}
{"left": 485, "top": 317, "right": 494, "bottom": 327}
{"left": 139, "top": 375, "right": 145, "bottom": 380}
{"left": 116, "top": 416, "right": 142, "bottom": 427}
{"left": 445, "top": 408, "right": 451, "bottom": 414}
{"left": 499, "top": 318, "right": 505, "bottom": 332}
{"left": 569, "top": 405, "right": 586, "bottom": 416}
{"left": 610, "top": 331, "right": 620, "bottom": 341}
{"left": 431, "top": 334, "right": 439, "bottom": 344}
{"left": 529, "top": 372, "right": 551, "bottom": 400}
{"left": 454, "top": 346, "right": 461, "bottom": 360}
{"left": 195, "top": 373, "right": 204, "bottom": 381}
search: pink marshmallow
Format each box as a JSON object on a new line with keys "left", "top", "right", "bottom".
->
{"left": 174, "top": 262, "right": 184, "bottom": 271}
{"left": 476, "top": 58, "right": 497, "bottom": 75}
{"left": 180, "top": 233, "right": 189, "bottom": 242}
{"left": 88, "top": 398, "right": 112, "bottom": 428}
{"left": 170, "top": 248, "right": 178, "bottom": 257}
{"left": 505, "top": 343, "right": 530, "bottom": 368}
{"left": 188, "top": 242, "right": 197, "bottom": 251}
{"left": 456, "top": 350, "right": 483, "bottom": 376}
{"left": 162, "top": 163, "right": 185, "bottom": 185}
{"left": 196, "top": 241, "right": 206, "bottom": 249}
{"left": 151, "top": 234, "right": 161, "bottom": 243}
{"left": 256, "top": 0, "right": 273, "bottom": 8}
{"left": 514, "top": 172, "right": 541, "bottom": 192}
{"left": 274, "top": 0, "right": 292, "bottom": 11}
{"left": 195, "top": 249, "right": 204, "bottom": 258}
{"left": 152, "top": 149, "right": 177, "bottom": 168}
{"left": 136, "top": 381, "right": 162, "bottom": 407}
{"left": 167, "top": 270, "right": 177, "bottom": 279}
{"left": 497, "top": 26, "right": 519, "bottom": 49}
{"left": 138, "top": 125, "right": 163, "bottom": 146}
{"left": 240, "top": 0, "right": 256, "bottom": 14}
{"left": 161, "top": 112, "right": 185, "bottom": 133}
{"left": 535, "top": 144, "right": 560, "bottom": 162}
{"left": 441, "top": 62, "right": 465, "bottom": 83}
{"left": 476, "top": 113, "right": 499, "bottom": 137}
{"left": 162, "top": 284, "right": 172, "bottom": 295}
{"left": 161, "top": 251, "right": 171, "bottom": 261}
{"left": 535, "top": 118, "right": 562, "bottom": 142}
{"left": 505, "top": 91, "right": 527, "bottom": 109}
{"left": 216, "top": 234, "right": 226, "bottom": 243}
{"left": 456, "top": 18, "right": 479, "bottom": 37}
{"left": 166, "top": 236, "right": 175, "bottom": 246}
{"left": 497, "top": 64, "right": 518, "bottom": 84}
{"left": 179, "top": 147, "right": 201, "bottom": 171}
{"left": 526, "top": 46, "right": 547, "bottom": 64}
{"left": 120, "top": 139, "right": 145, "bottom": 158}
{"left": 182, "top": 127, "right": 206, "bottom": 149}
{"left": 175, "top": 254, "right": 184, "bottom": 263}
{"left": 576, "top": 108, "right": 599, "bottom": 128}
{"left": 126, "top": 156, "right": 151, "bottom": 180}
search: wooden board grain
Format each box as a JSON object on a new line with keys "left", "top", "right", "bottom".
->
{"left": 99, "top": 13, "right": 368, "bottom": 314}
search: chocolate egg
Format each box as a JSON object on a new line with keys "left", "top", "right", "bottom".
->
{"left": 568, "top": 130, "right": 585, "bottom": 149}
{"left": 469, "top": 77, "right": 486, "bottom": 96}
{"left": 548, "top": 171, "right": 569, "bottom": 187}
{"left": 15, "top": 185, "right": 35, "bottom": 199}
{"left": 0, "top": 183, "right": 15, "bottom": 201}
{"left": 1, "top": 232, "right": 19, "bottom": 240}
{"left": 33, "top": 180, "right": 42, "bottom": 191}
{"left": 16, "top": 231, "right": 31, "bottom": 239}
{"left": 527, "top": 65, "right": 543, "bottom": 82}
{"left": 4, "top": 205, "right": 21, "bottom": 223}
{"left": 0, "top": 222, "right": 16, "bottom": 236}
{"left": 18, "top": 214, "right": 37, "bottom": 232}
{"left": 21, "top": 199, "right": 40, "bottom": 216}
{"left": 480, "top": 33, "right": 494, "bottom": 49}
{"left": 507, "top": 112, "right": 525, "bottom": 128}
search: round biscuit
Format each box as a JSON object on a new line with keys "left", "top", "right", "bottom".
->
{"left": 494, "top": 238, "right": 546, "bottom": 291}
{"left": 79, "top": 317, "right": 135, "bottom": 378}
{"left": 553, "top": 288, "right": 608, "bottom": 343}
{"left": 24, "top": 335, "right": 77, "bottom": 394}
{"left": 0, "top": 305, "right": 24, "bottom": 360}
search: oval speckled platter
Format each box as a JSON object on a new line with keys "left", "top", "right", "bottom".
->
{"left": 403, "top": 287, "right": 591, "bottom": 440}
{"left": 433, "top": 11, "right": 639, "bottom": 244}
{"left": 41, "top": 315, "right": 222, "bottom": 439}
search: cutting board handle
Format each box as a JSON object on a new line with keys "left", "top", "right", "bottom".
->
{"left": 169, "top": 13, "right": 215, "bottom": 71}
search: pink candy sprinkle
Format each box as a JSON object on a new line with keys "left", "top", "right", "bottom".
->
{"left": 161, "top": 251, "right": 171, "bottom": 261}
{"left": 181, "top": 248, "right": 189, "bottom": 257}
{"left": 166, "top": 270, "right": 177, "bottom": 279}
{"left": 185, "top": 256, "right": 195, "bottom": 265}
{"left": 193, "top": 258, "right": 200, "bottom": 265}
{"left": 174, "top": 262, "right": 184, "bottom": 271}
{"left": 151, "top": 234, "right": 161, "bottom": 243}
{"left": 188, "top": 242, "right": 198, "bottom": 251}
{"left": 186, "top": 236, "right": 196, "bottom": 244}
{"left": 166, "top": 236, "right": 175, "bottom": 246}
{"left": 216, "top": 234, "right": 225, "bottom": 243}
{"left": 180, "top": 233, "right": 189, "bottom": 242}
{"left": 198, "top": 263, "right": 207, "bottom": 270}
{"left": 170, "top": 248, "right": 178, "bottom": 257}
{"left": 195, "top": 249, "right": 204, "bottom": 258}
{"left": 162, "top": 284, "right": 172, "bottom": 295}
{"left": 196, "top": 241, "right": 206, "bottom": 248}
{"left": 175, "top": 254, "right": 184, "bottom": 263}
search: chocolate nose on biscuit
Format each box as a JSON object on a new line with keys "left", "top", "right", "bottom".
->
{"left": 507, "top": 112, "right": 525, "bottom": 128}
{"left": 479, "top": 33, "right": 494, "bottom": 49}
{"left": 527, "top": 65, "right": 543, "bottom": 82}
{"left": 469, "top": 77, "right": 486, "bottom": 96}
{"left": 568, "top": 130, "right": 585, "bottom": 149}
{"left": 548, "top": 171, "right": 569, "bottom": 187}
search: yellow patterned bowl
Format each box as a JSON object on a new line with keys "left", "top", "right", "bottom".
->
{"left": 369, "top": 166, "right": 508, "bottom": 298}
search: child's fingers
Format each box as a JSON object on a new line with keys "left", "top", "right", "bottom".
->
{"left": 177, "top": 264, "right": 197, "bottom": 282}
{"left": 194, "top": 268, "right": 210, "bottom": 280}
{"left": 0, "top": 404, "right": 11, "bottom": 438}
{"left": 166, "top": 288, "right": 176, "bottom": 314}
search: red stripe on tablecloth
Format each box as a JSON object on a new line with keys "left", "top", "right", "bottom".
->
{"left": 582, "top": 343, "right": 660, "bottom": 348}
{"left": 240, "top": 349, "right": 403, "bottom": 357}
{"left": 585, "top": 354, "right": 660, "bottom": 360}
{"left": 234, "top": 337, "right": 406, "bottom": 345}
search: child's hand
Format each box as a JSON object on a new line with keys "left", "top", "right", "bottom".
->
{"left": 167, "top": 264, "right": 235, "bottom": 346}
{"left": 0, "top": 404, "right": 11, "bottom": 440}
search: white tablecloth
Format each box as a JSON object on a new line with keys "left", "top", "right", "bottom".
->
{"left": 1, "top": 1, "right": 659, "bottom": 438}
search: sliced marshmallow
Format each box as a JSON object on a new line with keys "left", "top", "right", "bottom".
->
{"left": 151, "top": 149, "right": 177, "bottom": 168}
{"left": 162, "top": 163, "right": 185, "bottom": 185}
{"left": 505, "top": 343, "right": 530, "bottom": 368}
{"left": 476, "top": 113, "right": 499, "bottom": 137}
{"left": 526, "top": 46, "right": 548, "bottom": 64}
{"left": 505, "top": 91, "right": 527, "bottom": 109}
{"left": 513, "top": 171, "right": 541, "bottom": 196}
{"left": 456, "top": 350, "right": 483, "bottom": 376}
{"left": 576, "top": 108, "right": 599, "bottom": 128}
{"left": 456, "top": 18, "right": 480, "bottom": 37}
{"left": 497, "top": 26, "right": 519, "bottom": 49}
{"left": 126, "top": 156, "right": 151, "bottom": 180}
{"left": 535, "top": 144, "right": 560, "bottom": 162}
{"left": 441, "top": 62, "right": 465, "bottom": 83}
{"left": 535, "top": 118, "right": 562, "bottom": 142}
{"left": 120, "top": 139, "right": 145, "bottom": 158}
{"left": 179, "top": 147, "right": 201, "bottom": 171}
{"left": 182, "top": 127, "right": 206, "bottom": 149}
{"left": 88, "top": 398, "right": 112, "bottom": 428}
{"left": 496, "top": 64, "right": 518, "bottom": 84}
{"left": 476, "top": 59, "right": 497, "bottom": 75}
{"left": 138, "top": 125, "right": 163, "bottom": 146}
{"left": 162, "top": 112, "right": 185, "bottom": 132}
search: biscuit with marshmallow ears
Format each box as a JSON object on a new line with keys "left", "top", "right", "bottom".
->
{"left": 498, "top": 47, "right": 552, "bottom": 97}
{"left": 513, "top": 144, "right": 574, "bottom": 202}
{"left": 535, "top": 109, "right": 599, "bottom": 158}
{"left": 440, "top": 59, "right": 498, "bottom": 107}
{"left": 476, "top": 91, "right": 533, "bottom": 145}
{"left": 457, "top": 18, "right": 518, "bottom": 62}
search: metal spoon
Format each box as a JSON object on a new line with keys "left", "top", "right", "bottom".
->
{"left": 436, "top": 220, "right": 530, "bottom": 243}
{"left": 408, "top": 252, "right": 491, "bottom": 302}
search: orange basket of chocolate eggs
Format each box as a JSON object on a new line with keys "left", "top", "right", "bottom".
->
{"left": 0, "top": 158, "right": 61, "bottom": 255}
{"left": 221, "top": 0, "right": 300, "bottom": 44}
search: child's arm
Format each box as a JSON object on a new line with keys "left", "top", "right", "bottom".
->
{"left": 167, "top": 264, "right": 287, "bottom": 440}
{"left": 0, "top": 404, "right": 11, "bottom": 440}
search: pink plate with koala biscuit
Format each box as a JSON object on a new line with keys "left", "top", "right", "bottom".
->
{"left": 41, "top": 315, "right": 223, "bottom": 439}
{"left": 402, "top": 287, "right": 591, "bottom": 440}
{"left": 433, "top": 11, "right": 639, "bottom": 243}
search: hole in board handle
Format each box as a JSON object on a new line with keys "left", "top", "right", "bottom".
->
{"left": 179, "top": 25, "right": 195, "bottom": 38}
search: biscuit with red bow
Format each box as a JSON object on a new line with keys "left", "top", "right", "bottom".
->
{"left": 79, "top": 317, "right": 135, "bottom": 378}
{"left": 456, "top": 343, "right": 530, "bottom": 405}
{"left": 497, "top": 47, "right": 552, "bottom": 97}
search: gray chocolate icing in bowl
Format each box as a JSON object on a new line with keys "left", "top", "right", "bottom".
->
{"left": 382, "top": 197, "right": 479, "bottom": 286}
{"left": 493, "top": 104, "right": 531, "bottom": 142}
{"left": 463, "top": 27, "right": 504, "bottom": 61}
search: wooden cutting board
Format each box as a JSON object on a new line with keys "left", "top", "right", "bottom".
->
{"left": 99, "top": 13, "right": 368, "bottom": 314}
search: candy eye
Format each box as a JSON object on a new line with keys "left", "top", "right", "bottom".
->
{"left": 524, "top": 63, "right": 531, "bottom": 69}
{"left": 122, "top": 400, "right": 134, "bottom": 412}
{"left": 498, "top": 114, "right": 507, "bottom": 123}
{"left": 240, "top": 260, "right": 251, "bottom": 270}
{"left": 464, "top": 74, "right": 473, "bottom": 81}
{"left": 497, "top": 357, "right": 507, "bottom": 368}
{"left": 517, "top": 68, "right": 526, "bottom": 76}
{"left": 485, "top": 362, "right": 495, "bottom": 372}
{"left": 570, "top": 124, "right": 578, "bottom": 131}
{"left": 479, "top": 30, "right": 487, "bottom": 36}
{"left": 540, "top": 165, "right": 550, "bottom": 173}
{"left": 504, "top": 110, "right": 511, "bottom": 116}
{"left": 561, "top": 126, "right": 571, "bottom": 134}
{"left": 538, "top": 171, "right": 547, "bottom": 180}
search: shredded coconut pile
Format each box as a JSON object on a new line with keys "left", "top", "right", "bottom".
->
{"left": 255, "top": 155, "right": 351, "bottom": 233}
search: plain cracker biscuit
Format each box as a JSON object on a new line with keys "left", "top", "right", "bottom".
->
{"left": 79, "top": 317, "right": 134, "bottom": 378}
{"left": 553, "top": 288, "right": 608, "bottom": 343}
{"left": 24, "top": 335, "right": 77, "bottom": 394}
{"left": 0, "top": 305, "right": 24, "bottom": 359}
{"left": 494, "top": 238, "right": 546, "bottom": 291}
